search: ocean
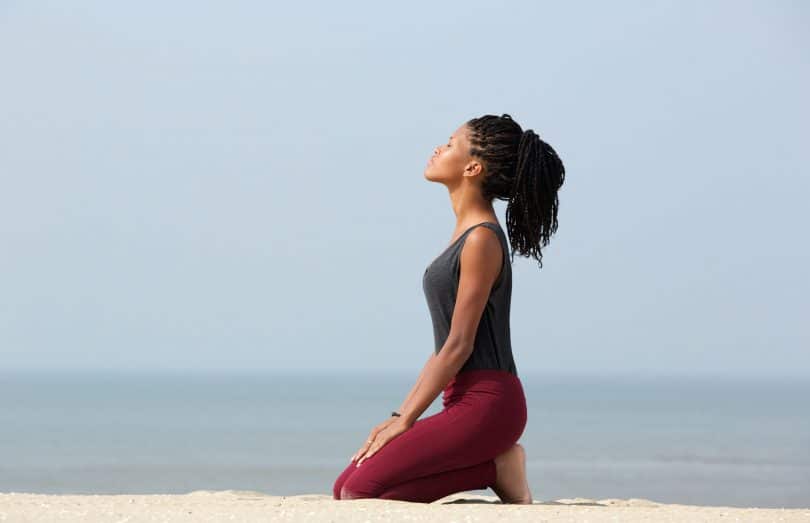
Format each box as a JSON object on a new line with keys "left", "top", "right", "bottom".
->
{"left": 1, "top": 370, "right": 807, "bottom": 508}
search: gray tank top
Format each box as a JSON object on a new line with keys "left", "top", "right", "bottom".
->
{"left": 422, "top": 221, "right": 518, "bottom": 377}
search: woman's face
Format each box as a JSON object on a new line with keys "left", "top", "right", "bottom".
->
{"left": 424, "top": 124, "right": 480, "bottom": 184}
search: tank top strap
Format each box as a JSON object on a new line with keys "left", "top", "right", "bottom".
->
{"left": 457, "top": 221, "right": 503, "bottom": 245}
{"left": 454, "top": 221, "right": 509, "bottom": 290}
{"left": 458, "top": 222, "right": 507, "bottom": 252}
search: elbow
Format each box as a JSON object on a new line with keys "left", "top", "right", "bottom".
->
{"left": 439, "top": 335, "right": 474, "bottom": 366}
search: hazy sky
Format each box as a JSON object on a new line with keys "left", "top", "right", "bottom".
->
{"left": 1, "top": 1, "right": 807, "bottom": 377}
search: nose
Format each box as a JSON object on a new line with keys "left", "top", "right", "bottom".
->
{"left": 433, "top": 146, "right": 440, "bottom": 156}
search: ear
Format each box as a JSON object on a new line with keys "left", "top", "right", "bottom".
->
{"left": 463, "top": 160, "right": 484, "bottom": 178}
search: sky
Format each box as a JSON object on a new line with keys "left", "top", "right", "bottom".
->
{"left": 1, "top": 1, "right": 808, "bottom": 377}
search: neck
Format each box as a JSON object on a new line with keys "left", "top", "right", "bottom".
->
{"left": 446, "top": 180, "right": 496, "bottom": 227}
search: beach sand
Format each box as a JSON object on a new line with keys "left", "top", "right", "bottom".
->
{"left": 1, "top": 490, "right": 807, "bottom": 522}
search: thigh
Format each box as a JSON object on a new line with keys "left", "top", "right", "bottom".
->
{"left": 341, "top": 397, "right": 518, "bottom": 496}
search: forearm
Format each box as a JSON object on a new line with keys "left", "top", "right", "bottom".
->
{"left": 397, "top": 352, "right": 435, "bottom": 413}
{"left": 400, "top": 341, "right": 470, "bottom": 425}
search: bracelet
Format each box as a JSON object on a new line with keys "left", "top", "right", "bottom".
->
{"left": 391, "top": 411, "right": 401, "bottom": 417}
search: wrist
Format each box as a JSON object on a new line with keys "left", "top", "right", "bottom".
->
{"left": 399, "top": 411, "right": 417, "bottom": 426}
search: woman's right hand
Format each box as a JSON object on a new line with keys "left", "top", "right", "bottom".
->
{"left": 350, "top": 417, "right": 399, "bottom": 463}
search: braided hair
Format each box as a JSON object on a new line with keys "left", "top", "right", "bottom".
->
{"left": 466, "top": 113, "right": 565, "bottom": 269}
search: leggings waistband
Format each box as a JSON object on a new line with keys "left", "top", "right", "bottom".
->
{"left": 442, "top": 369, "right": 523, "bottom": 402}
{"left": 446, "top": 368, "right": 520, "bottom": 386}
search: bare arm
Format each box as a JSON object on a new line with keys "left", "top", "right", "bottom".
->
{"left": 399, "top": 347, "right": 466, "bottom": 424}
{"left": 351, "top": 227, "right": 503, "bottom": 466}
{"left": 351, "top": 352, "right": 437, "bottom": 463}
{"left": 400, "top": 227, "right": 503, "bottom": 426}
{"left": 397, "top": 352, "right": 435, "bottom": 414}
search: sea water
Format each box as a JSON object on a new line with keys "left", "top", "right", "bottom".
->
{"left": 0, "top": 370, "right": 807, "bottom": 508}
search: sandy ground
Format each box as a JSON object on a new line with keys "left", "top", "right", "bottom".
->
{"left": 1, "top": 490, "right": 808, "bottom": 522}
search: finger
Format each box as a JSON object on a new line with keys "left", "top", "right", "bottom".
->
{"left": 358, "top": 428, "right": 399, "bottom": 465}
{"left": 356, "top": 450, "right": 368, "bottom": 465}
{"left": 357, "top": 451, "right": 373, "bottom": 466}
{"left": 356, "top": 441, "right": 373, "bottom": 462}
{"left": 352, "top": 438, "right": 374, "bottom": 462}
{"left": 357, "top": 441, "right": 384, "bottom": 466}
{"left": 356, "top": 444, "right": 369, "bottom": 463}
{"left": 351, "top": 446, "right": 364, "bottom": 462}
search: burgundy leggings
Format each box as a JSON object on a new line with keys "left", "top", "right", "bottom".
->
{"left": 332, "top": 369, "right": 527, "bottom": 503}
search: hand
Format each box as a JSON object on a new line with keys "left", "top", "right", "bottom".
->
{"left": 350, "top": 417, "right": 398, "bottom": 463}
{"left": 354, "top": 417, "right": 413, "bottom": 466}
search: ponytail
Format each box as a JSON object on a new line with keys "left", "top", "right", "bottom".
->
{"left": 506, "top": 129, "right": 565, "bottom": 268}
{"left": 467, "top": 114, "right": 565, "bottom": 269}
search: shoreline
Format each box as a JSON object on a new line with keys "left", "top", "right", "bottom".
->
{"left": 1, "top": 490, "right": 807, "bottom": 522}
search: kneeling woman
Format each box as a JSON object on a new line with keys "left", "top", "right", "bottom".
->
{"left": 332, "top": 113, "right": 565, "bottom": 504}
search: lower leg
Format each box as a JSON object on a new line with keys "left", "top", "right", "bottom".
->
{"left": 373, "top": 459, "right": 497, "bottom": 503}
{"left": 491, "top": 443, "right": 533, "bottom": 504}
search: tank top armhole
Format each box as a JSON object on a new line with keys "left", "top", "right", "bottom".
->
{"left": 454, "top": 222, "right": 507, "bottom": 292}
{"left": 487, "top": 226, "right": 508, "bottom": 292}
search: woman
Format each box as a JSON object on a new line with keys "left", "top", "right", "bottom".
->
{"left": 332, "top": 113, "right": 565, "bottom": 504}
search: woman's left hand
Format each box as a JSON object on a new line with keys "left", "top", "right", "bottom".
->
{"left": 355, "top": 417, "right": 413, "bottom": 466}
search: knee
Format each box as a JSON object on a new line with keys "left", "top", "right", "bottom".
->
{"left": 339, "top": 485, "right": 370, "bottom": 500}
{"left": 339, "top": 485, "right": 356, "bottom": 500}
{"left": 333, "top": 463, "right": 360, "bottom": 500}
{"left": 334, "top": 476, "right": 375, "bottom": 500}
{"left": 333, "top": 476, "right": 350, "bottom": 500}
{"left": 339, "top": 476, "right": 381, "bottom": 500}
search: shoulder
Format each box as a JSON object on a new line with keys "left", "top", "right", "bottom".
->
{"left": 458, "top": 226, "right": 503, "bottom": 277}
{"left": 462, "top": 225, "right": 501, "bottom": 253}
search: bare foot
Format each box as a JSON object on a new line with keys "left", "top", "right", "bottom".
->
{"left": 491, "top": 443, "right": 533, "bottom": 504}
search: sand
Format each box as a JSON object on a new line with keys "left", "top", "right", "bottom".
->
{"left": 1, "top": 490, "right": 807, "bottom": 522}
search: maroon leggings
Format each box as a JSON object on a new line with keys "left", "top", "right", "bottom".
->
{"left": 332, "top": 369, "right": 527, "bottom": 503}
